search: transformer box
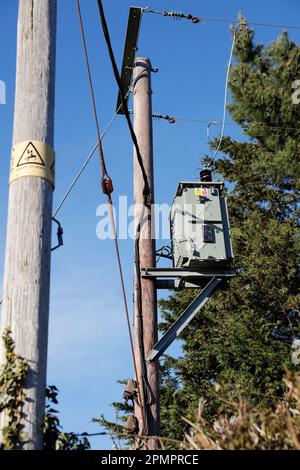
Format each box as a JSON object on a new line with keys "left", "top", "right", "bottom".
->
{"left": 170, "top": 178, "right": 233, "bottom": 271}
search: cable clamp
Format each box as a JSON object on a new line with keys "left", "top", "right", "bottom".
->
{"left": 51, "top": 217, "right": 64, "bottom": 252}
{"left": 101, "top": 175, "right": 114, "bottom": 195}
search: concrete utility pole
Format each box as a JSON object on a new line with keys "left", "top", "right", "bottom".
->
{"left": 0, "top": 0, "right": 57, "bottom": 450}
{"left": 133, "top": 57, "right": 159, "bottom": 449}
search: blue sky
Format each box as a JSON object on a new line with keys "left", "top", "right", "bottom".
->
{"left": 0, "top": 0, "right": 300, "bottom": 450}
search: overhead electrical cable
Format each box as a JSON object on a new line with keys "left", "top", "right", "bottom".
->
{"left": 142, "top": 8, "right": 300, "bottom": 30}
{"left": 52, "top": 109, "right": 300, "bottom": 219}
{"left": 75, "top": 0, "right": 146, "bottom": 437}
{"left": 96, "top": 0, "right": 150, "bottom": 204}
{"left": 152, "top": 114, "right": 300, "bottom": 132}
{"left": 96, "top": 0, "right": 152, "bottom": 440}
{"left": 50, "top": 109, "right": 300, "bottom": 220}
{"left": 52, "top": 101, "right": 126, "bottom": 218}
{"left": 206, "top": 27, "right": 237, "bottom": 167}
{"left": 200, "top": 16, "right": 300, "bottom": 30}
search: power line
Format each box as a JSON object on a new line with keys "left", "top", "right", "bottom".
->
{"left": 201, "top": 17, "right": 300, "bottom": 30}
{"left": 52, "top": 106, "right": 122, "bottom": 218}
{"left": 152, "top": 114, "right": 300, "bottom": 133}
{"left": 142, "top": 8, "right": 300, "bottom": 31}
{"left": 76, "top": 0, "right": 110, "bottom": 184}
{"left": 51, "top": 5, "right": 300, "bottom": 220}
{"left": 75, "top": 0, "right": 146, "bottom": 438}
{"left": 207, "top": 27, "right": 237, "bottom": 167}
{"left": 134, "top": 204, "right": 151, "bottom": 437}
{"left": 69, "top": 431, "right": 107, "bottom": 437}
{"left": 96, "top": 0, "right": 150, "bottom": 204}
{"left": 96, "top": 0, "right": 153, "bottom": 439}
{"left": 0, "top": 102, "right": 123, "bottom": 309}
{"left": 52, "top": 108, "right": 300, "bottom": 222}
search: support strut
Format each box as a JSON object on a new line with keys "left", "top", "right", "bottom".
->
{"left": 146, "top": 276, "right": 222, "bottom": 362}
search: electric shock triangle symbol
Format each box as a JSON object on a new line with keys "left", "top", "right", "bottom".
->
{"left": 17, "top": 142, "right": 45, "bottom": 167}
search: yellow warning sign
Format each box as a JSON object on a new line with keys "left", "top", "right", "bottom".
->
{"left": 10, "top": 140, "right": 55, "bottom": 188}
{"left": 195, "top": 187, "right": 209, "bottom": 196}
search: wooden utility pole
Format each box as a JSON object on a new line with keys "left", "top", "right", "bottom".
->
{"left": 133, "top": 57, "right": 159, "bottom": 449}
{"left": 0, "top": 0, "right": 57, "bottom": 449}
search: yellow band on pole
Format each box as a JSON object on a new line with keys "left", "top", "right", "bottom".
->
{"left": 10, "top": 140, "right": 55, "bottom": 188}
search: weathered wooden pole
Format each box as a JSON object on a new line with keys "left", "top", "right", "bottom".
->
{"left": 0, "top": 0, "right": 57, "bottom": 449}
{"left": 133, "top": 57, "right": 159, "bottom": 449}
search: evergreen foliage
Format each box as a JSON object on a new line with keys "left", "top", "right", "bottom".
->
{"left": 159, "top": 18, "right": 300, "bottom": 441}
{"left": 0, "top": 330, "right": 90, "bottom": 450}
{"left": 43, "top": 385, "right": 90, "bottom": 450}
{"left": 0, "top": 329, "right": 28, "bottom": 450}
{"left": 98, "top": 19, "right": 300, "bottom": 447}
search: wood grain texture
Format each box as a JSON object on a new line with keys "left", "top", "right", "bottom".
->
{"left": 0, "top": 0, "right": 57, "bottom": 450}
{"left": 133, "top": 58, "right": 160, "bottom": 449}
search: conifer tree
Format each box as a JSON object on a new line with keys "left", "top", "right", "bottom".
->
{"left": 159, "top": 18, "right": 300, "bottom": 441}
{"left": 98, "top": 19, "right": 300, "bottom": 445}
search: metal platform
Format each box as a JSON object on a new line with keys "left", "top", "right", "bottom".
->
{"left": 142, "top": 266, "right": 235, "bottom": 289}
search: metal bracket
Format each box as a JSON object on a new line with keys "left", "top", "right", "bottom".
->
{"left": 142, "top": 266, "right": 235, "bottom": 290}
{"left": 155, "top": 244, "right": 173, "bottom": 261}
{"left": 51, "top": 217, "right": 63, "bottom": 252}
{"left": 116, "top": 7, "right": 142, "bottom": 114}
{"left": 146, "top": 277, "right": 222, "bottom": 362}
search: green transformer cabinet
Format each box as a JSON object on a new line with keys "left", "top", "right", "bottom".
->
{"left": 170, "top": 177, "right": 233, "bottom": 272}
